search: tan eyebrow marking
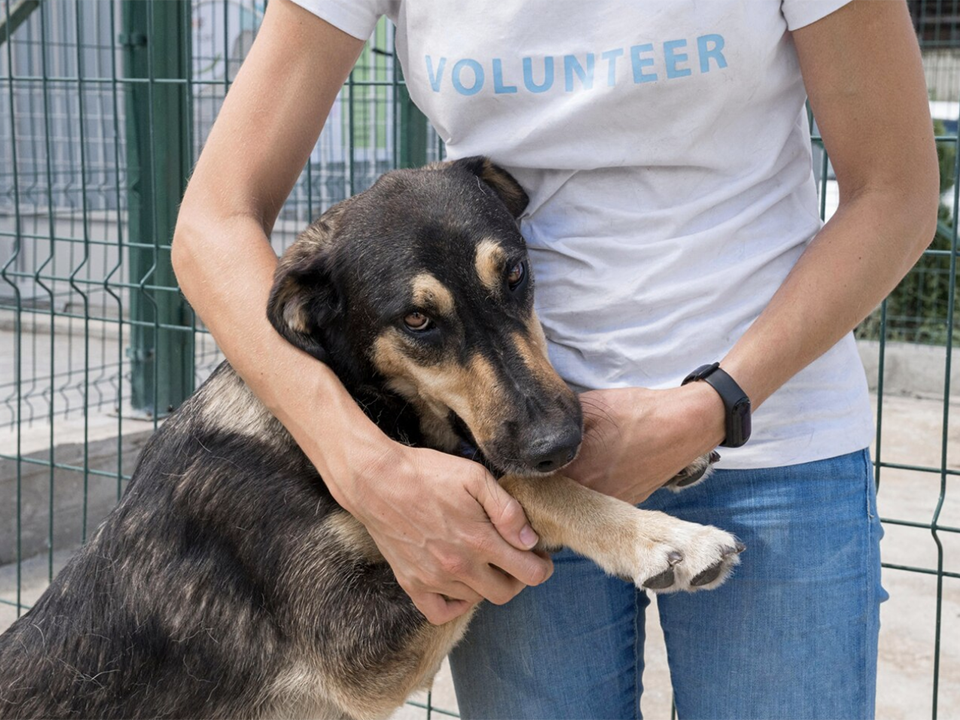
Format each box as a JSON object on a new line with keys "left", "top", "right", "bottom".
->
{"left": 411, "top": 273, "right": 455, "bottom": 316}
{"left": 475, "top": 238, "right": 506, "bottom": 293}
{"left": 524, "top": 310, "right": 551, "bottom": 359}
{"left": 510, "top": 312, "right": 571, "bottom": 396}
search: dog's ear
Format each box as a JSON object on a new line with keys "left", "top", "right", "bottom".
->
{"left": 267, "top": 216, "right": 342, "bottom": 363}
{"left": 451, "top": 156, "right": 529, "bottom": 218}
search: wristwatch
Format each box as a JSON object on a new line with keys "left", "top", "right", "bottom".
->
{"left": 681, "top": 362, "right": 752, "bottom": 448}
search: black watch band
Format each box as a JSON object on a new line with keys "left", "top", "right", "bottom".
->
{"left": 681, "top": 362, "right": 752, "bottom": 448}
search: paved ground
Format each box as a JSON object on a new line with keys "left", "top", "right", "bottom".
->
{"left": 1, "top": 388, "right": 957, "bottom": 718}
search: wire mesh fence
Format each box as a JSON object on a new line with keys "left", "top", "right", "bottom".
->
{"left": 0, "top": 1, "right": 957, "bottom": 718}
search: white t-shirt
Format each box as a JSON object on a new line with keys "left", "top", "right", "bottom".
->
{"left": 289, "top": 0, "right": 874, "bottom": 469}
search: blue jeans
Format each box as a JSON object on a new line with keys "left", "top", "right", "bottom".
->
{"left": 449, "top": 449, "right": 887, "bottom": 719}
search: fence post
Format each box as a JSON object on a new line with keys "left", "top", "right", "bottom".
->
{"left": 397, "top": 84, "right": 428, "bottom": 169}
{"left": 121, "top": 0, "right": 193, "bottom": 417}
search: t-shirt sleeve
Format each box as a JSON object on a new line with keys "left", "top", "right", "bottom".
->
{"left": 286, "top": 0, "right": 388, "bottom": 40}
{"left": 780, "top": 0, "right": 855, "bottom": 31}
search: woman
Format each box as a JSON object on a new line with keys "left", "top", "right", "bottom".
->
{"left": 172, "top": 1, "right": 938, "bottom": 717}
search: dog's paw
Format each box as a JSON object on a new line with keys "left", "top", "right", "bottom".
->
{"left": 663, "top": 450, "right": 720, "bottom": 492}
{"left": 632, "top": 519, "right": 744, "bottom": 593}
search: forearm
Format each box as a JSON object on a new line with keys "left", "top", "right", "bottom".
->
{"left": 172, "top": 214, "right": 392, "bottom": 514}
{"left": 721, "top": 0, "right": 939, "bottom": 408}
{"left": 722, "top": 188, "right": 938, "bottom": 408}
{"left": 167, "top": 0, "right": 381, "bottom": 508}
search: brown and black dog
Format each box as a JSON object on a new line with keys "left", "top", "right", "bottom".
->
{"left": 0, "top": 158, "right": 742, "bottom": 720}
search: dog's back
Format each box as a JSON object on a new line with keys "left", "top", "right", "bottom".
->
{"left": 0, "top": 364, "right": 422, "bottom": 719}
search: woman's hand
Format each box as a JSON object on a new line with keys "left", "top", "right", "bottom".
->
{"left": 563, "top": 383, "right": 725, "bottom": 504}
{"left": 324, "top": 433, "right": 554, "bottom": 626}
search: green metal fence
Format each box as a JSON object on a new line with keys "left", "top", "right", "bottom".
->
{"left": 1, "top": 1, "right": 957, "bottom": 718}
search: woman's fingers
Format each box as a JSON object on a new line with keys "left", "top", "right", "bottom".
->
{"left": 352, "top": 445, "right": 553, "bottom": 620}
{"left": 467, "top": 467, "right": 541, "bottom": 551}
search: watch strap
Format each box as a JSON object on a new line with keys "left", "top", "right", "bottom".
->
{"left": 682, "top": 363, "right": 752, "bottom": 448}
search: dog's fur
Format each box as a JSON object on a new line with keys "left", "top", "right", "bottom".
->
{"left": 0, "top": 158, "right": 741, "bottom": 720}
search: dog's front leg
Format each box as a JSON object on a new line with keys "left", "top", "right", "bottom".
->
{"left": 499, "top": 474, "right": 743, "bottom": 593}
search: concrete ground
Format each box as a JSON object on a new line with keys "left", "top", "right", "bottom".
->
{"left": 1, "top": 321, "right": 958, "bottom": 717}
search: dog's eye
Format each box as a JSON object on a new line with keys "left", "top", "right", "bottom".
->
{"left": 403, "top": 312, "right": 432, "bottom": 331}
{"left": 506, "top": 261, "right": 526, "bottom": 291}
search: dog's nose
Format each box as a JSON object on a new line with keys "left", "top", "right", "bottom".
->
{"left": 527, "top": 426, "right": 582, "bottom": 474}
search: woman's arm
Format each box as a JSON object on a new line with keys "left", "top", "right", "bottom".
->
{"left": 566, "top": 0, "right": 939, "bottom": 501}
{"left": 173, "top": 0, "right": 552, "bottom": 625}
{"left": 723, "top": 0, "right": 939, "bottom": 402}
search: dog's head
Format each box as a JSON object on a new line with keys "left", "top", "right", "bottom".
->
{"left": 267, "top": 156, "right": 582, "bottom": 476}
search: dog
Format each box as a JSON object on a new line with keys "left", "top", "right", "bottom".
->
{"left": 0, "top": 157, "right": 742, "bottom": 720}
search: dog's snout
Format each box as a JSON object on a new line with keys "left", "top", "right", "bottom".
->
{"left": 526, "top": 426, "right": 582, "bottom": 474}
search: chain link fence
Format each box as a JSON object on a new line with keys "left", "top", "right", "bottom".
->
{"left": 1, "top": 1, "right": 957, "bottom": 718}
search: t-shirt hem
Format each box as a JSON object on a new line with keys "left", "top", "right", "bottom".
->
{"left": 712, "top": 428, "right": 874, "bottom": 471}
{"left": 781, "top": 0, "right": 855, "bottom": 31}
{"left": 285, "top": 0, "right": 380, "bottom": 40}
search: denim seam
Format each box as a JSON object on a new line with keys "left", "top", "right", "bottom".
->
{"left": 862, "top": 448, "right": 874, "bottom": 719}
{"left": 863, "top": 516, "right": 873, "bottom": 718}
{"left": 633, "top": 589, "right": 641, "bottom": 720}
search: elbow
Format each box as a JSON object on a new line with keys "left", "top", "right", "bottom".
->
{"left": 900, "top": 195, "right": 941, "bottom": 262}
{"left": 908, "top": 143, "right": 943, "bottom": 257}
{"left": 916, "top": 158, "right": 941, "bottom": 256}
{"left": 171, "top": 200, "right": 205, "bottom": 297}
{"left": 840, "top": 135, "right": 943, "bottom": 261}
{"left": 171, "top": 221, "right": 192, "bottom": 289}
{"left": 880, "top": 153, "right": 942, "bottom": 264}
{"left": 171, "top": 194, "right": 275, "bottom": 306}
{"left": 893, "top": 191, "right": 940, "bottom": 276}
{"left": 909, "top": 183, "right": 942, "bottom": 262}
